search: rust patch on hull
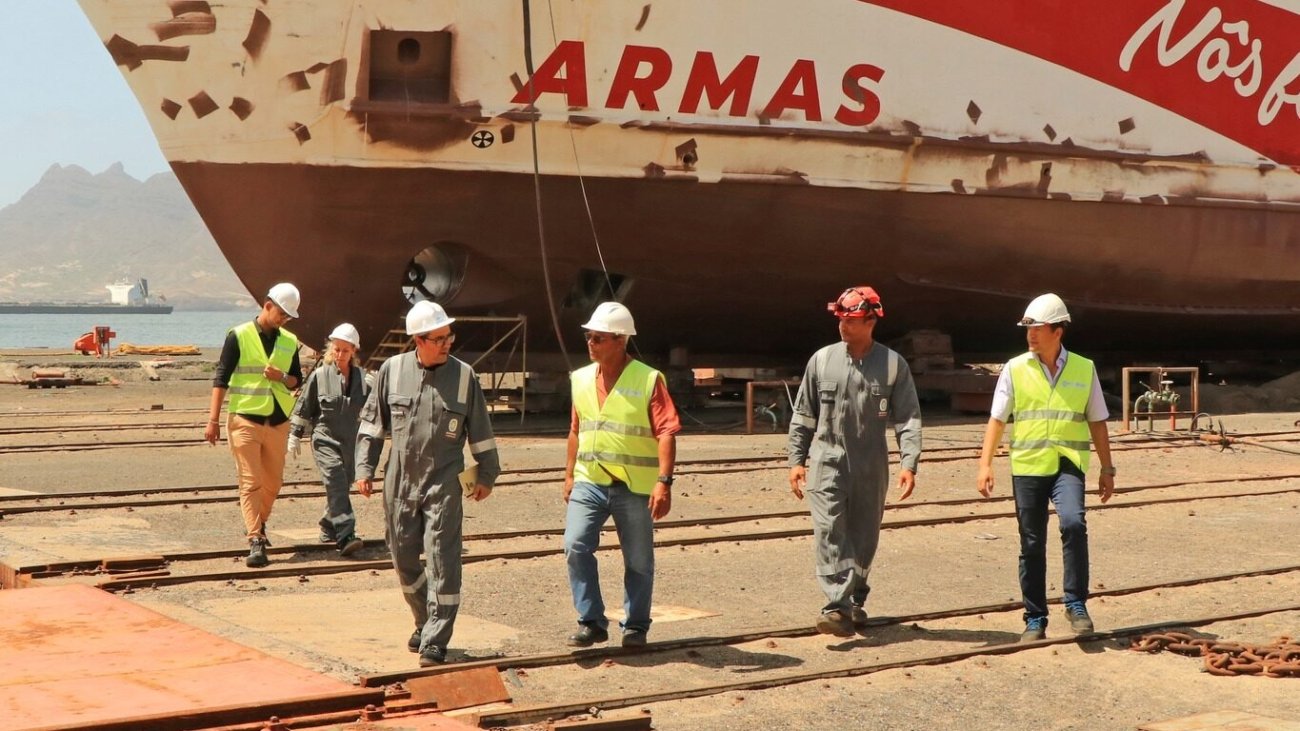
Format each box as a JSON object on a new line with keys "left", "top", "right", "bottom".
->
{"left": 150, "top": 12, "right": 215, "bottom": 42}
{"left": 242, "top": 9, "right": 270, "bottom": 59}
{"left": 105, "top": 35, "right": 189, "bottom": 70}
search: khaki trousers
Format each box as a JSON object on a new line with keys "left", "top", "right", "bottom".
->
{"left": 228, "top": 415, "right": 289, "bottom": 538}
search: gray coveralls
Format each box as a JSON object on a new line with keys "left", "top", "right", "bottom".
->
{"left": 289, "top": 362, "right": 368, "bottom": 546}
{"left": 355, "top": 353, "right": 501, "bottom": 652}
{"left": 787, "top": 342, "right": 922, "bottom": 614}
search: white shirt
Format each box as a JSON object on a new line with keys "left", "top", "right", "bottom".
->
{"left": 989, "top": 347, "right": 1109, "bottom": 423}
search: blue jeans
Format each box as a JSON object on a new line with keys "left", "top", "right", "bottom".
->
{"left": 563, "top": 480, "right": 655, "bottom": 633}
{"left": 1012, "top": 457, "right": 1089, "bottom": 623}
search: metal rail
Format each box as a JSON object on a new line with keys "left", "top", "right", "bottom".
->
{"left": 68, "top": 482, "right": 1300, "bottom": 593}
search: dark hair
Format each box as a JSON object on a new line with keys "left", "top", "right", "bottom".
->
{"left": 1049, "top": 322, "right": 1068, "bottom": 333}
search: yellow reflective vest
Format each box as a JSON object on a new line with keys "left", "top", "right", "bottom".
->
{"left": 1008, "top": 351, "right": 1094, "bottom": 476}
{"left": 572, "top": 359, "right": 661, "bottom": 495}
{"left": 227, "top": 321, "right": 298, "bottom": 417}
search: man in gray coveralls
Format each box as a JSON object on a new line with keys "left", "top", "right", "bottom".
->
{"left": 355, "top": 301, "right": 500, "bottom": 667}
{"left": 787, "top": 286, "right": 923, "bottom": 637}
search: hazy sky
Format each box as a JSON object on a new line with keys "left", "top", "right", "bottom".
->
{"left": 0, "top": 1, "right": 169, "bottom": 209}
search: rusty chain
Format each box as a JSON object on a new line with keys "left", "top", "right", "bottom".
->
{"left": 1129, "top": 631, "right": 1300, "bottom": 678}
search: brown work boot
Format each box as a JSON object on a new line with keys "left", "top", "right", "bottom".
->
{"left": 850, "top": 606, "right": 869, "bottom": 628}
{"left": 816, "top": 610, "right": 854, "bottom": 637}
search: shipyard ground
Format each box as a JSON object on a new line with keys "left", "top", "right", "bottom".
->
{"left": 2, "top": 351, "right": 1299, "bottom": 730}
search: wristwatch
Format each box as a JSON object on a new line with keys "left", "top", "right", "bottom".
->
{"left": 1100, "top": 466, "right": 1117, "bottom": 477}
{"left": 656, "top": 475, "right": 674, "bottom": 486}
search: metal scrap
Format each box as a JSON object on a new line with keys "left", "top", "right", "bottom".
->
{"left": 1129, "top": 631, "right": 1300, "bottom": 678}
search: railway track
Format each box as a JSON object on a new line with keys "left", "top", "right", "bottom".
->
{"left": 14, "top": 473, "right": 1295, "bottom": 589}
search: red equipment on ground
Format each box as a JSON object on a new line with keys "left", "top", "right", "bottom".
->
{"left": 74, "top": 326, "right": 116, "bottom": 358}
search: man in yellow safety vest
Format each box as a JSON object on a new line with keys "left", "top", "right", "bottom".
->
{"left": 562, "top": 302, "right": 680, "bottom": 649}
{"left": 976, "top": 293, "right": 1116, "bottom": 642}
{"left": 205, "top": 282, "right": 303, "bottom": 568}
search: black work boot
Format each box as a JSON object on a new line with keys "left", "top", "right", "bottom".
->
{"left": 246, "top": 537, "right": 269, "bottom": 568}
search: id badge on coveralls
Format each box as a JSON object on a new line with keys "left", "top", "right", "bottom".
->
{"left": 872, "top": 384, "right": 888, "bottom": 418}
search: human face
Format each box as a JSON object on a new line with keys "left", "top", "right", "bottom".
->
{"left": 262, "top": 300, "right": 294, "bottom": 329}
{"left": 329, "top": 339, "right": 356, "bottom": 366}
{"left": 414, "top": 326, "right": 454, "bottom": 365}
{"left": 1024, "top": 323, "right": 1062, "bottom": 355}
{"left": 837, "top": 313, "right": 876, "bottom": 347}
{"left": 585, "top": 330, "right": 624, "bottom": 361}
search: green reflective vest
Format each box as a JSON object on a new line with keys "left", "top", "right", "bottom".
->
{"left": 1008, "top": 351, "right": 1094, "bottom": 476}
{"left": 572, "top": 359, "right": 661, "bottom": 495}
{"left": 227, "top": 321, "right": 298, "bottom": 417}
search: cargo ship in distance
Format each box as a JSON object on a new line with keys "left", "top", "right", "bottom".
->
{"left": 78, "top": 1, "right": 1300, "bottom": 363}
{"left": 0, "top": 279, "right": 173, "bottom": 315}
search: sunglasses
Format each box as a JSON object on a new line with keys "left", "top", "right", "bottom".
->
{"left": 585, "top": 332, "right": 620, "bottom": 344}
{"left": 418, "top": 332, "right": 456, "bottom": 347}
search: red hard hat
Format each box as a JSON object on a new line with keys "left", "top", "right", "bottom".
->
{"left": 828, "top": 286, "right": 884, "bottom": 319}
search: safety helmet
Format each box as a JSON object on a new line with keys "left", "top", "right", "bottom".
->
{"left": 328, "top": 322, "right": 360, "bottom": 348}
{"left": 266, "top": 282, "right": 300, "bottom": 319}
{"left": 1018, "top": 293, "right": 1070, "bottom": 326}
{"left": 405, "top": 300, "right": 455, "bottom": 335}
{"left": 582, "top": 301, "right": 636, "bottom": 336}
{"left": 828, "top": 286, "right": 884, "bottom": 319}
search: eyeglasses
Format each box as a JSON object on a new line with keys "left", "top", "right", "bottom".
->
{"left": 418, "top": 332, "right": 456, "bottom": 347}
{"left": 585, "top": 332, "right": 620, "bottom": 344}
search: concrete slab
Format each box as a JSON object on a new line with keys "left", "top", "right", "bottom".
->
{"left": 0, "top": 585, "right": 376, "bottom": 731}
{"left": 609, "top": 604, "right": 722, "bottom": 625}
{"left": 0, "top": 487, "right": 39, "bottom": 497}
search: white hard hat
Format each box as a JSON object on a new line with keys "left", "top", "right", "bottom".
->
{"left": 1019, "top": 293, "right": 1071, "bottom": 326}
{"left": 582, "top": 301, "right": 636, "bottom": 336}
{"left": 328, "top": 322, "right": 360, "bottom": 348}
{"left": 405, "top": 300, "right": 455, "bottom": 335}
{"left": 266, "top": 282, "right": 300, "bottom": 319}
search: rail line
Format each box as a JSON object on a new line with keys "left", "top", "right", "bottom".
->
{"left": 360, "top": 562, "right": 1300, "bottom": 687}
{"left": 25, "top": 479, "right": 1294, "bottom": 591}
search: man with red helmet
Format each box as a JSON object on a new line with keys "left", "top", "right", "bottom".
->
{"left": 787, "top": 286, "right": 923, "bottom": 637}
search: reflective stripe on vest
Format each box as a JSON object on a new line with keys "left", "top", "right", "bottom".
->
{"left": 1008, "top": 351, "right": 1094, "bottom": 476}
{"left": 572, "top": 359, "right": 661, "bottom": 495}
{"left": 227, "top": 321, "right": 298, "bottom": 417}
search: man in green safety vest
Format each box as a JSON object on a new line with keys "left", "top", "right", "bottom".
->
{"left": 563, "top": 302, "right": 680, "bottom": 649}
{"left": 976, "top": 293, "right": 1116, "bottom": 642}
{"left": 206, "top": 282, "right": 303, "bottom": 568}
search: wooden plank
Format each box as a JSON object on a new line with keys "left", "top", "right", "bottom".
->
{"left": 548, "top": 710, "right": 653, "bottom": 730}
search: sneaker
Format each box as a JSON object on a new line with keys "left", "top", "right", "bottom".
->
{"left": 621, "top": 629, "right": 648, "bottom": 648}
{"left": 850, "top": 606, "right": 869, "bottom": 628}
{"left": 1064, "top": 602, "right": 1094, "bottom": 634}
{"left": 816, "top": 610, "right": 854, "bottom": 638}
{"left": 418, "top": 645, "right": 447, "bottom": 666}
{"left": 245, "top": 537, "right": 269, "bottom": 568}
{"left": 319, "top": 531, "right": 336, "bottom": 544}
{"left": 407, "top": 629, "right": 422, "bottom": 653}
{"left": 566, "top": 624, "right": 609, "bottom": 647}
{"left": 1020, "top": 616, "right": 1047, "bottom": 643}
{"left": 338, "top": 535, "right": 364, "bottom": 557}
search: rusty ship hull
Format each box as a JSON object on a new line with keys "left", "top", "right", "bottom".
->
{"left": 79, "top": 0, "right": 1300, "bottom": 361}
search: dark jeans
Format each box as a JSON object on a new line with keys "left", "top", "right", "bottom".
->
{"left": 1012, "top": 457, "right": 1089, "bottom": 623}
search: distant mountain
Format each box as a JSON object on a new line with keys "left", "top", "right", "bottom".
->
{"left": 0, "top": 163, "right": 252, "bottom": 310}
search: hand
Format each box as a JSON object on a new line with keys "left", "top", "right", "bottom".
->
{"left": 204, "top": 420, "right": 220, "bottom": 445}
{"left": 469, "top": 483, "right": 493, "bottom": 502}
{"left": 976, "top": 464, "right": 995, "bottom": 498}
{"left": 1098, "top": 473, "right": 1115, "bottom": 503}
{"left": 563, "top": 475, "right": 575, "bottom": 503}
{"left": 649, "top": 482, "right": 672, "bottom": 520}
{"left": 788, "top": 465, "right": 806, "bottom": 500}
{"left": 897, "top": 469, "right": 916, "bottom": 501}
{"left": 263, "top": 365, "right": 284, "bottom": 383}
{"left": 286, "top": 434, "right": 301, "bottom": 458}
{"left": 355, "top": 478, "right": 374, "bottom": 498}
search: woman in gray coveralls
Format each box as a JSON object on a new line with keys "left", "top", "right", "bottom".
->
{"left": 289, "top": 323, "right": 370, "bottom": 555}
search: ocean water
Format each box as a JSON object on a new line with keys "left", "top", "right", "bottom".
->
{"left": 0, "top": 310, "right": 260, "bottom": 349}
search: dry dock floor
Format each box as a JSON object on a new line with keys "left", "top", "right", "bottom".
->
{"left": 1, "top": 365, "right": 1299, "bottom": 730}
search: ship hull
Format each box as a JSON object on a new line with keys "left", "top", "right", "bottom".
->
{"left": 174, "top": 161, "right": 1300, "bottom": 362}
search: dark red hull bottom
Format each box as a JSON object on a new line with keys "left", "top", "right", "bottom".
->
{"left": 172, "top": 162, "right": 1300, "bottom": 366}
